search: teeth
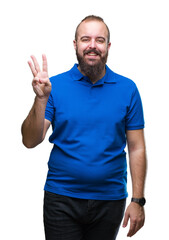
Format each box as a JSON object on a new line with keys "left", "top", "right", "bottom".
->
{"left": 88, "top": 53, "right": 97, "bottom": 56}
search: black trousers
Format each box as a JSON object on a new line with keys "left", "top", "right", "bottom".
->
{"left": 44, "top": 191, "right": 126, "bottom": 240}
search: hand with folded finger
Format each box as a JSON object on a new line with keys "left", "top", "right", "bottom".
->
{"left": 123, "top": 202, "right": 145, "bottom": 237}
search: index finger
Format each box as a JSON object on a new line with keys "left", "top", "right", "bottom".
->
{"left": 31, "top": 55, "right": 41, "bottom": 73}
{"left": 28, "top": 60, "right": 37, "bottom": 77}
{"left": 42, "top": 54, "right": 48, "bottom": 72}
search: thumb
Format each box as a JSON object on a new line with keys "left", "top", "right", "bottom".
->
{"left": 122, "top": 211, "right": 129, "bottom": 228}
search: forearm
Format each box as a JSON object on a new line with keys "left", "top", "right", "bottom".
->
{"left": 21, "top": 96, "right": 48, "bottom": 148}
{"left": 124, "top": 124, "right": 147, "bottom": 237}
{"left": 129, "top": 147, "right": 147, "bottom": 198}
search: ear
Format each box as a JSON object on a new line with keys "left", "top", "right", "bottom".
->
{"left": 73, "top": 40, "right": 77, "bottom": 50}
{"left": 107, "top": 42, "right": 111, "bottom": 51}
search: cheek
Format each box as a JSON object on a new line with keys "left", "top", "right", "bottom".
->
{"left": 95, "top": 44, "right": 107, "bottom": 53}
{"left": 77, "top": 45, "right": 87, "bottom": 55}
{"left": 101, "top": 46, "right": 109, "bottom": 55}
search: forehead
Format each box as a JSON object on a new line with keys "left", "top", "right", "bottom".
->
{"left": 77, "top": 20, "right": 108, "bottom": 39}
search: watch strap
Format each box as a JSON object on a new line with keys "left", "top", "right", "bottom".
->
{"left": 131, "top": 197, "right": 146, "bottom": 206}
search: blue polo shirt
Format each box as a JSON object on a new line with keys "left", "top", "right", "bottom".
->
{"left": 44, "top": 64, "right": 144, "bottom": 200}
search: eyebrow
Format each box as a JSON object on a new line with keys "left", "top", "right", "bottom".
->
{"left": 80, "top": 36, "right": 90, "bottom": 40}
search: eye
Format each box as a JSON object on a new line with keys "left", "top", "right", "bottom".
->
{"left": 96, "top": 38, "right": 105, "bottom": 44}
{"left": 81, "top": 37, "right": 90, "bottom": 42}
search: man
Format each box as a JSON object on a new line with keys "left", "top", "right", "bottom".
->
{"left": 22, "top": 15, "right": 147, "bottom": 240}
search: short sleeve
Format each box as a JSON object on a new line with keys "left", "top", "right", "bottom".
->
{"left": 125, "top": 85, "right": 145, "bottom": 130}
{"left": 45, "top": 93, "right": 54, "bottom": 123}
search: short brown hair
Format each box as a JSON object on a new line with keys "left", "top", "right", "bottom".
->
{"left": 75, "top": 15, "right": 110, "bottom": 43}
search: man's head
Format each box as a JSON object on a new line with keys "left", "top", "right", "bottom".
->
{"left": 73, "top": 15, "right": 111, "bottom": 81}
{"left": 75, "top": 15, "right": 110, "bottom": 44}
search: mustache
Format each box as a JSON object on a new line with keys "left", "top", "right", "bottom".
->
{"left": 83, "top": 49, "right": 101, "bottom": 56}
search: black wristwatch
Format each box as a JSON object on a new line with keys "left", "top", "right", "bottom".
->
{"left": 131, "top": 197, "right": 146, "bottom": 207}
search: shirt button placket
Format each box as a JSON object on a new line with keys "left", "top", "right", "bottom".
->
{"left": 90, "top": 85, "right": 95, "bottom": 100}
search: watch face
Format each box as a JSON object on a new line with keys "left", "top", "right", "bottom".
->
{"left": 140, "top": 198, "right": 146, "bottom": 206}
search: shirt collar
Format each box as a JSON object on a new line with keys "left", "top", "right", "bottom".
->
{"left": 70, "top": 64, "right": 117, "bottom": 84}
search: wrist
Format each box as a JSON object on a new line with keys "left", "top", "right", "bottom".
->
{"left": 35, "top": 95, "right": 49, "bottom": 104}
{"left": 131, "top": 197, "right": 146, "bottom": 207}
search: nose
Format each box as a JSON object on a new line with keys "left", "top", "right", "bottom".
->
{"left": 89, "top": 39, "right": 96, "bottom": 49}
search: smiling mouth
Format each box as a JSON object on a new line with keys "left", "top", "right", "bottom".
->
{"left": 84, "top": 49, "right": 101, "bottom": 57}
{"left": 87, "top": 53, "right": 98, "bottom": 56}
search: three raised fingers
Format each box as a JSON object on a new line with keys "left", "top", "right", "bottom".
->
{"left": 28, "top": 55, "right": 48, "bottom": 77}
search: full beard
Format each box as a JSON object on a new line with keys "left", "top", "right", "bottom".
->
{"left": 76, "top": 48, "right": 108, "bottom": 81}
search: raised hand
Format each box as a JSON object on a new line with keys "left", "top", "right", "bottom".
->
{"left": 28, "top": 54, "right": 51, "bottom": 99}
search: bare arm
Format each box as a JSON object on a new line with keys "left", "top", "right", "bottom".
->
{"left": 21, "top": 98, "right": 51, "bottom": 148}
{"left": 127, "top": 129, "right": 147, "bottom": 198}
{"left": 21, "top": 55, "right": 52, "bottom": 148}
{"left": 123, "top": 129, "right": 147, "bottom": 237}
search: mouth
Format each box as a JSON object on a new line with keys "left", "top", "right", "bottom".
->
{"left": 87, "top": 53, "right": 98, "bottom": 56}
{"left": 84, "top": 49, "right": 101, "bottom": 57}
